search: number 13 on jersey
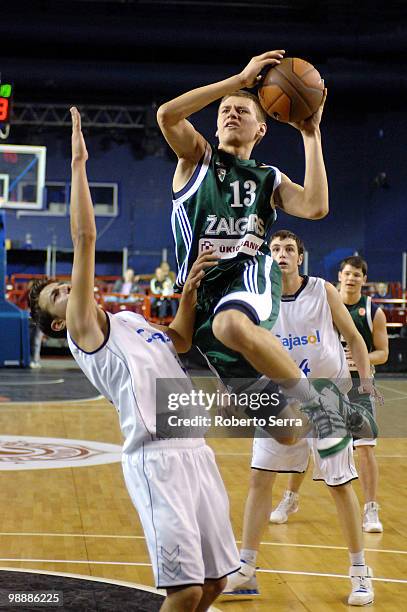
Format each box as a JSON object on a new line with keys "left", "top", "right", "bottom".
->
{"left": 230, "top": 180, "right": 257, "bottom": 207}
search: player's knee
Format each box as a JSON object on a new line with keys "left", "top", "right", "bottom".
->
{"left": 328, "top": 481, "right": 351, "bottom": 497}
{"left": 276, "top": 434, "right": 298, "bottom": 446}
{"left": 213, "top": 310, "right": 253, "bottom": 350}
{"left": 182, "top": 586, "right": 203, "bottom": 610}
{"left": 356, "top": 445, "right": 372, "bottom": 458}
{"left": 166, "top": 585, "right": 203, "bottom": 611}
{"left": 250, "top": 467, "right": 274, "bottom": 490}
{"left": 212, "top": 311, "right": 236, "bottom": 344}
{"left": 204, "top": 577, "right": 226, "bottom": 599}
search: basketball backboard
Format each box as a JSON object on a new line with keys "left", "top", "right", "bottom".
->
{"left": 0, "top": 144, "right": 46, "bottom": 209}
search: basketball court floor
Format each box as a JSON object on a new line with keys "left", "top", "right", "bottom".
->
{"left": 0, "top": 359, "right": 406, "bottom": 611}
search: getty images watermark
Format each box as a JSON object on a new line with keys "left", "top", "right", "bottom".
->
{"left": 155, "top": 378, "right": 305, "bottom": 438}
{"left": 156, "top": 376, "right": 384, "bottom": 440}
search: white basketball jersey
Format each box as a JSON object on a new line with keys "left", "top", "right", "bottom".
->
{"left": 67, "top": 311, "right": 193, "bottom": 454}
{"left": 273, "top": 276, "right": 351, "bottom": 392}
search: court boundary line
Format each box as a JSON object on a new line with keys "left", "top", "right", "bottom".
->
{"left": 0, "top": 560, "right": 405, "bottom": 585}
{"left": 0, "top": 532, "right": 406, "bottom": 556}
{"left": 256, "top": 567, "right": 407, "bottom": 585}
{"left": 0, "top": 565, "right": 162, "bottom": 592}
{"left": 0, "top": 558, "right": 149, "bottom": 566}
{"left": 1, "top": 379, "right": 65, "bottom": 386}
{"left": 377, "top": 396, "right": 407, "bottom": 404}
{"left": 376, "top": 383, "right": 407, "bottom": 397}
{"left": 0, "top": 395, "right": 105, "bottom": 407}
{"left": 214, "top": 452, "right": 407, "bottom": 458}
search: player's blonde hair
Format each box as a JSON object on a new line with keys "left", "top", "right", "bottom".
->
{"left": 219, "top": 90, "right": 267, "bottom": 124}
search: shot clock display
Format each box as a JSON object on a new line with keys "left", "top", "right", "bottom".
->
{"left": 0, "top": 83, "right": 12, "bottom": 124}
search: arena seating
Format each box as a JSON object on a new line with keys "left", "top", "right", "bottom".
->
{"left": 5, "top": 275, "right": 405, "bottom": 336}
{"left": 6, "top": 274, "right": 180, "bottom": 327}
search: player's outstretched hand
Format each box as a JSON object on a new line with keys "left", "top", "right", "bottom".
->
{"left": 183, "top": 249, "right": 218, "bottom": 295}
{"left": 239, "top": 50, "right": 285, "bottom": 89}
{"left": 359, "top": 380, "right": 385, "bottom": 406}
{"left": 70, "top": 107, "right": 88, "bottom": 163}
{"left": 289, "top": 87, "right": 327, "bottom": 134}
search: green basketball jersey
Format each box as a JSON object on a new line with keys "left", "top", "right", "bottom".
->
{"left": 171, "top": 143, "right": 281, "bottom": 288}
{"left": 343, "top": 294, "right": 378, "bottom": 375}
{"left": 345, "top": 295, "right": 376, "bottom": 351}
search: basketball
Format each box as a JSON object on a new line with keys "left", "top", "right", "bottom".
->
{"left": 258, "top": 57, "right": 324, "bottom": 123}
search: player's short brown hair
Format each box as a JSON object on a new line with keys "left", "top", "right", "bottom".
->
{"left": 270, "top": 230, "right": 305, "bottom": 257}
{"left": 339, "top": 256, "right": 368, "bottom": 276}
{"left": 28, "top": 279, "right": 67, "bottom": 338}
{"left": 219, "top": 90, "right": 267, "bottom": 124}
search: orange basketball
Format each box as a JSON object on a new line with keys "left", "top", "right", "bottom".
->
{"left": 258, "top": 57, "right": 324, "bottom": 123}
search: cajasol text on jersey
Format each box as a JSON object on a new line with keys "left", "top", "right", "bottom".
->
{"left": 276, "top": 330, "right": 321, "bottom": 351}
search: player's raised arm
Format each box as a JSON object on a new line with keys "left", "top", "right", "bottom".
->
{"left": 157, "top": 50, "right": 285, "bottom": 161}
{"left": 66, "top": 107, "right": 105, "bottom": 350}
{"left": 154, "top": 250, "right": 218, "bottom": 353}
{"left": 273, "top": 89, "right": 329, "bottom": 220}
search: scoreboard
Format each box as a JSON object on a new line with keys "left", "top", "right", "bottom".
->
{"left": 0, "top": 84, "right": 12, "bottom": 124}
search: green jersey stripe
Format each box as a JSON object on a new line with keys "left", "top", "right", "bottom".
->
{"left": 172, "top": 142, "right": 212, "bottom": 210}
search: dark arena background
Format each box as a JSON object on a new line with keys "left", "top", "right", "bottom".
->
{"left": 0, "top": 1, "right": 406, "bottom": 611}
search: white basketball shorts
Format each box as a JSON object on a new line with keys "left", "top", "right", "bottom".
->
{"left": 122, "top": 438, "right": 240, "bottom": 588}
{"left": 251, "top": 435, "right": 358, "bottom": 487}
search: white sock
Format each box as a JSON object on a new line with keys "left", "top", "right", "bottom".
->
{"left": 350, "top": 551, "right": 365, "bottom": 566}
{"left": 286, "top": 490, "right": 299, "bottom": 499}
{"left": 282, "top": 372, "right": 318, "bottom": 403}
{"left": 240, "top": 548, "right": 257, "bottom": 568}
{"left": 364, "top": 501, "right": 378, "bottom": 510}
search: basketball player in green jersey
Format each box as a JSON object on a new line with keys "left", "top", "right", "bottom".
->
{"left": 156, "top": 51, "right": 358, "bottom": 453}
{"left": 339, "top": 256, "right": 389, "bottom": 532}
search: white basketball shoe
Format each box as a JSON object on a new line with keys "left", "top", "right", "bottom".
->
{"left": 363, "top": 501, "right": 383, "bottom": 533}
{"left": 348, "top": 565, "right": 374, "bottom": 606}
{"left": 222, "top": 561, "right": 259, "bottom": 598}
{"left": 269, "top": 490, "right": 299, "bottom": 524}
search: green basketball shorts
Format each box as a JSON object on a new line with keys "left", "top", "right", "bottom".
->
{"left": 193, "top": 253, "right": 282, "bottom": 380}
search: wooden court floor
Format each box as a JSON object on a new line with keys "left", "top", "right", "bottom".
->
{"left": 0, "top": 370, "right": 406, "bottom": 611}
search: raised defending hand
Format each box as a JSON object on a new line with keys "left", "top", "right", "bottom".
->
{"left": 239, "top": 50, "right": 285, "bottom": 89}
{"left": 183, "top": 249, "right": 218, "bottom": 296}
{"left": 70, "top": 107, "right": 88, "bottom": 163}
{"left": 289, "top": 88, "right": 327, "bottom": 134}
